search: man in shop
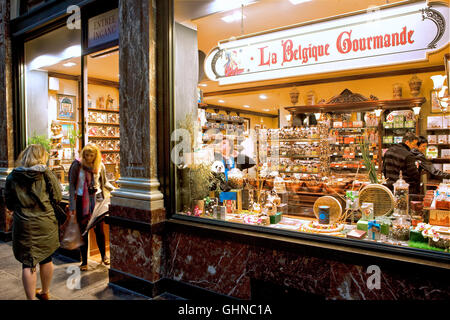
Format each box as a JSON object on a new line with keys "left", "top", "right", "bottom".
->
{"left": 382, "top": 132, "right": 421, "bottom": 194}
{"left": 411, "top": 136, "right": 450, "bottom": 183}
{"left": 214, "top": 137, "right": 256, "bottom": 181}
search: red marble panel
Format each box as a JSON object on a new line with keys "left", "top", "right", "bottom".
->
{"left": 328, "top": 261, "right": 450, "bottom": 300}
{"left": 109, "top": 205, "right": 165, "bottom": 224}
{"left": 164, "top": 231, "right": 450, "bottom": 300}
{"left": 109, "top": 225, "right": 161, "bottom": 282}
{"left": 247, "top": 246, "right": 331, "bottom": 297}
{"left": 0, "top": 193, "right": 12, "bottom": 233}
{"left": 165, "top": 232, "right": 251, "bottom": 299}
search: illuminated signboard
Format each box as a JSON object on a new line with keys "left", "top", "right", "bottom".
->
{"left": 205, "top": 2, "right": 449, "bottom": 85}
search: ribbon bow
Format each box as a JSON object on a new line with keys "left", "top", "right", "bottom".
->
{"left": 368, "top": 220, "right": 381, "bottom": 240}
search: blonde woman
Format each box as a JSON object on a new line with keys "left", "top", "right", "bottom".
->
{"left": 68, "top": 143, "right": 114, "bottom": 271}
{"left": 5, "top": 144, "right": 62, "bottom": 300}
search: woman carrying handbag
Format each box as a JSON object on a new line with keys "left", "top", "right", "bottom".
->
{"left": 5, "top": 144, "right": 62, "bottom": 300}
{"left": 68, "top": 143, "right": 114, "bottom": 271}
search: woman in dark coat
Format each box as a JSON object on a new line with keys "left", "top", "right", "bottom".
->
{"left": 5, "top": 144, "right": 62, "bottom": 300}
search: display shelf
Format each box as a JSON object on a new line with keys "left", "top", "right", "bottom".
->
{"left": 426, "top": 128, "right": 450, "bottom": 131}
{"left": 430, "top": 158, "right": 450, "bottom": 162}
{"left": 88, "top": 107, "right": 119, "bottom": 113}
{"left": 279, "top": 171, "right": 321, "bottom": 175}
{"left": 100, "top": 150, "right": 120, "bottom": 152}
{"left": 268, "top": 139, "right": 321, "bottom": 143}
{"left": 88, "top": 136, "right": 120, "bottom": 139}
{"left": 205, "top": 118, "right": 245, "bottom": 124}
{"left": 277, "top": 155, "right": 320, "bottom": 159}
{"left": 88, "top": 122, "right": 120, "bottom": 126}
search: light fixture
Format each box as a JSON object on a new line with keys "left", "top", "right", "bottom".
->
{"left": 259, "top": 94, "right": 268, "bottom": 100}
{"left": 314, "top": 113, "right": 321, "bottom": 121}
{"left": 63, "top": 62, "right": 76, "bottom": 67}
{"left": 218, "top": 99, "right": 225, "bottom": 103}
{"left": 243, "top": 105, "right": 251, "bottom": 108}
{"left": 222, "top": 12, "right": 246, "bottom": 23}
{"left": 289, "top": 0, "right": 312, "bottom": 5}
{"left": 431, "top": 75, "right": 449, "bottom": 112}
{"left": 285, "top": 114, "right": 292, "bottom": 121}
{"left": 374, "top": 108, "right": 383, "bottom": 118}
{"left": 412, "top": 106, "right": 421, "bottom": 116}
{"left": 263, "top": 108, "right": 270, "bottom": 112}
{"left": 199, "top": 83, "right": 208, "bottom": 87}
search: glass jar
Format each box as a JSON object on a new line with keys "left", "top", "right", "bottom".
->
{"left": 390, "top": 215, "right": 411, "bottom": 241}
{"left": 393, "top": 171, "right": 409, "bottom": 216}
{"left": 228, "top": 168, "right": 244, "bottom": 189}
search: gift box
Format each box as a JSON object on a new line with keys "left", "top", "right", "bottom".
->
{"left": 270, "top": 212, "right": 282, "bottom": 224}
{"left": 428, "top": 135, "right": 437, "bottom": 144}
{"left": 358, "top": 219, "right": 389, "bottom": 235}
{"left": 346, "top": 229, "right": 367, "bottom": 239}
{"left": 357, "top": 219, "right": 368, "bottom": 231}
{"left": 429, "top": 209, "right": 450, "bottom": 227}
{"left": 438, "top": 135, "right": 448, "bottom": 144}
{"left": 410, "top": 230, "right": 428, "bottom": 243}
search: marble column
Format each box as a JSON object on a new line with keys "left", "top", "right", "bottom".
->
{"left": 0, "top": 0, "right": 14, "bottom": 241}
{"left": 109, "top": 0, "right": 165, "bottom": 283}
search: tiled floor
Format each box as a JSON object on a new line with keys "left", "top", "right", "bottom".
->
{"left": 0, "top": 240, "right": 150, "bottom": 300}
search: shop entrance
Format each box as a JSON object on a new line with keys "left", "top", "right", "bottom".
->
{"left": 84, "top": 46, "right": 120, "bottom": 264}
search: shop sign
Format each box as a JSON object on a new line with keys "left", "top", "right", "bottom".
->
{"left": 88, "top": 9, "right": 118, "bottom": 48}
{"left": 205, "top": 2, "right": 449, "bottom": 85}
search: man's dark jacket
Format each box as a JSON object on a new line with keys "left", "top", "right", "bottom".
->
{"left": 382, "top": 143, "right": 421, "bottom": 194}
{"left": 411, "top": 149, "right": 450, "bottom": 179}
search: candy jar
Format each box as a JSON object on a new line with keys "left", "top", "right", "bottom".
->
{"left": 390, "top": 214, "right": 411, "bottom": 242}
{"left": 393, "top": 171, "right": 409, "bottom": 216}
{"left": 227, "top": 168, "right": 244, "bottom": 189}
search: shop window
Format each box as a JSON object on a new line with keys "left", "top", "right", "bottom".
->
{"left": 172, "top": 1, "right": 450, "bottom": 255}
{"left": 24, "top": 25, "right": 82, "bottom": 194}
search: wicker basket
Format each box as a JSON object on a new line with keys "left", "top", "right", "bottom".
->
{"left": 313, "top": 196, "right": 344, "bottom": 224}
{"left": 359, "top": 184, "right": 394, "bottom": 216}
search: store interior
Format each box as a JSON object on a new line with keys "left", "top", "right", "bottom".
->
{"left": 25, "top": 27, "right": 118, "bottom": 262}
{"left": 174, "top": 0, "right": 450, "bottom": 251}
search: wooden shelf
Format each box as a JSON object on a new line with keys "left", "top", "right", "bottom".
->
{"left": 88, "top": 136, "right": 120, "bottom": 139}
{"left": 88, "top": 108, "right": 119, "bottom": 113}
{"left": 430, "top": 158, "right": 450, "bottom": 162}
{"left": 286, "top": 96, "right": 426, "bottom": 114}
{"left": 426, "top": 128, "right": 450, "bottom": 131}
{"left": 277, "top": 155, "right": 320, "bottom": 159}
{"left": 268, "top": 139, "right": 321, "bottom": 143}
{"left": 279, "top": 171, "right": 320, "bottom": 175}
{"left": 100, "top": 150, "right": 120, "bottom": 152}
{"left": 428, "top": 144, "right": 450, "bottom": 146}
{"left": 383, "top": 127, "right": 415, "bottom": 130}
{"left": 205, "top": 118, "right": 244, "bottom": 124}
{"left": 88, "top": 122, "right": 119, "bottom": 126}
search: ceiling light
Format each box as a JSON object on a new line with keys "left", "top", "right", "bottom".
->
{"left": 289, "top": 0, "right": 312, "bottom": 5}
{"left": 263, "top": 108, "right": 270, "bottom": 112}
{"left": 199, "top": 83, "right": 208, "bottom": 87}
{"left": 222, "top": 12, "right": 246, "bottom": 23}
{"left": 213, "top": 0, "right": 258, "bottom": 13}
{"left": 259, "top": 94, "right": 268, "bottom": 100}
{"left": 218, "top": 99, "right": 225, "bottom": 103}
{"left": 63, "top": 62, "right": 76, "bottom": 67}
{"left": 243, "top": 105, "right": 251, "bottom": 108}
